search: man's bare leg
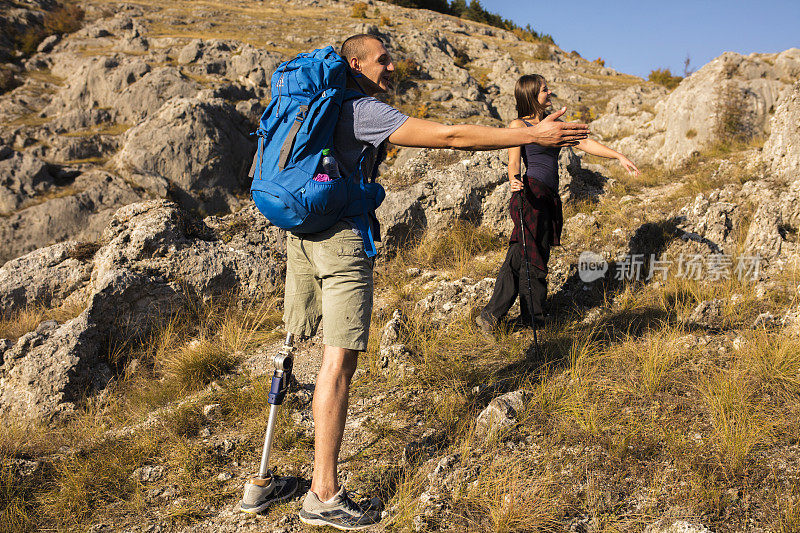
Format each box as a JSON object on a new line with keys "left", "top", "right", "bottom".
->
{"left": 310, "top": 344, "right": 358, "bottom": 501}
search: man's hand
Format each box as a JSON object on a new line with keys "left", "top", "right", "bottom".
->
{"left": 510, "top": 175, "right": 524, "bottom": 192}
{"left": 526, "top": 107, "right": 589, "bottom": 147}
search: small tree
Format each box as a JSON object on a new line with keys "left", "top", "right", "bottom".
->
{"left": 714, "top": 82, "right": 754, "bottom": 144}
{"left": 648, "top": 68, "right": 683, "bottom": 90}
{"left": 351, "top": 2, "right": 368, "bottom": 18}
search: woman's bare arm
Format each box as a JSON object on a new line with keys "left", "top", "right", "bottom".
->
{"left": 576, "top": 138, "right": 640, "bottom": 176}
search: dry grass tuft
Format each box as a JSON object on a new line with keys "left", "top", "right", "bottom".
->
{"left": 0, "top": 300, "right": 86, "bottom": 342}
{"left": 701, "top": 370, "right": 771, "bottom": 476}
{"left": 0, "top": 459, "right": 35, "bottom": 533}
{"left": 463, "top": 459, "right": 561, "bottom": 532}
{"left": 160, "top": 336, "right": 238, "bottom": 391}
{"left": 390, "top": 220, "right": 505, "bottom": 279}
{"left": 12, "top": 4, "right": 85, "bottom": 55}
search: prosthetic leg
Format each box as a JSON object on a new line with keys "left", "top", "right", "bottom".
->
{"left": 239, "top": 333, "right": 300, "bottom": 514}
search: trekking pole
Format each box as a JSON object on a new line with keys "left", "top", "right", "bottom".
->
{"left": 240, "top": 332, "right": 298, "bottom": 514}
{"left": 517, "top": 191, "right": 539, "bottom": 356}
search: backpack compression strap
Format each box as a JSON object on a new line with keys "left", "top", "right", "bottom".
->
{"left": 278, "top": 106, "right": 308, "bottom": 170}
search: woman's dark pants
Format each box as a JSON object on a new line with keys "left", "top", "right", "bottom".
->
{"left": 481, "top": 243, "right": 547, "bottom": 327}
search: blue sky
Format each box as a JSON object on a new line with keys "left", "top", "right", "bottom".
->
{"left": 482, "top": 0, "right": 800, "bottom": 79}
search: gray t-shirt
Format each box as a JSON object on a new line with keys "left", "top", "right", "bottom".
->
{"left": 333, "top": 96, "right": 409, "bottom": 181}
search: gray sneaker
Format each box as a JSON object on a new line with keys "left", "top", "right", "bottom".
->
{"left": 298, "top": 487, "right": 379, "bottom": 530}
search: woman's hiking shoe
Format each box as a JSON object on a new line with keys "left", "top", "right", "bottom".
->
{"left": 475, "top": 312, "right": 497, "bottom": 336}
{"left": 299, "top": 487, "right": 379, "bottom": 530}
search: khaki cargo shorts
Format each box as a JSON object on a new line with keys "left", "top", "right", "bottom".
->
{"left": 283, "top": 221, "right": 374, "bottom": 351}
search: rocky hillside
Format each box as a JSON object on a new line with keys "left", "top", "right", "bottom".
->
{"left": 2, "top": 0, "right": 800, "bottom": 532}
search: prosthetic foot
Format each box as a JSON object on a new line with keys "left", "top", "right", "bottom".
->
{"left": 240, "top": 473, "right": 299, "bottom": 514}
{"left": 239, "top": 333, "right": 298, "bottom": 514}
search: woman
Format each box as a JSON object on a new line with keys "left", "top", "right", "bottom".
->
{"left": 476, "top": 74, "right": 640, "bottom": 334}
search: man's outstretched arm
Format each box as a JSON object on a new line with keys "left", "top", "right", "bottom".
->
{"left": 388, "top": 107, "right": 588, "bottom": 150}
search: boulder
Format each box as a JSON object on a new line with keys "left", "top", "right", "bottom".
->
{"left": 414, "top": 277, "right": 495, "bottom": 322}
{"left": 0, "top": 241, "right": 93, "bottom": 315}
{"left": 743, "top": 179, "right": 800, "bottom": 269}
{"left": 46, "top": 56, "right": 198, "bottom": 123}
{"left": 0, "top": 200, "right": 285, "bottom": 419}
{"left": 599, "top": 49, "right": 798, "bottom": 168}
{"left": 475, "top": 389, "right": 531, "bottom": 439}
{"left": 0, "top": 170, "right": 141, "bottom": 264}
{"left": 677, "top": 190, "right": 741, "bottom": 255}
{"left": 761, "top": 80, "right": 800, "bottom": 180}
{"left": 644, "top": 520, "right": 710, "bottom": 533}
{"left": 0, "top": 150, "right": 56, "bottom": 215}
{"left": 114, "top": 97, "right": 254, "bottom": 214}
{"left": 377, "top": 150, "right": 506, "bottom": 247}
{"left": 0, "top": 313, "right": 105, "bottom": 419}
{"left": 378, "top": 147, "right": 607, "bottom": 247}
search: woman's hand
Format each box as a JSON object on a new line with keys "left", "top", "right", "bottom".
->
{"left": 618, "top": 156, "right": 640, "bottom": 177}
{"left": 510, "top": 175, "right": 524, "bottom": 192}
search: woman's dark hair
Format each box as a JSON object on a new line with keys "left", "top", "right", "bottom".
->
{"left": 514, "top": 74, "right": 548, "bottom": 119}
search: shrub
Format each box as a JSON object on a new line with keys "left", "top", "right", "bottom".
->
{"left": 413, "top": 102, "right": 429, "bottom": 118}
{"left": 12, "top": 4, "right": 85, "bottom": 55}
{"left": 0, "top": 68, "right": 19, "bottom": 95}
{"left": 686, "top": 129, "right": 698, "bottom": 139}
{"left": 648, "top": 68, "right": 683, "bottom": 90}
{"left": 380, "top": 15, "right": 392, "bottom": 26}
{"left": 593, "top": 57, "right": 605, "bottom": 67}
{"left": 452, "top": 46, "right": 469, "bottom": 68}
{"left": 392, "top": 57, "right": 419, "bottom": 93}
{"left": 351, "top": 2, "right": 368, "bottom": 18}
{"left": 714, "top": 82, "right": 754, "bottom": 143}
{"left": 574, "top": 104, "right": 595, "bottom": 124}
{"left": 533, "top": 43, "right": 550, "bottom": 61}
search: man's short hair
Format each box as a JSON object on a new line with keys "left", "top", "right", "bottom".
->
{"left": 340, "top": 34, "right": 383, "bottom": 62}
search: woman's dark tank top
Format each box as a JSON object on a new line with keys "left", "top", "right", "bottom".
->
{"left": 520, "top": 119, "right": 560, "bottom": 193}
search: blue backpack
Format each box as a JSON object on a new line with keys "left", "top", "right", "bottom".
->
{"left": 248, "top": 46, "right": 385, "bottom": 256}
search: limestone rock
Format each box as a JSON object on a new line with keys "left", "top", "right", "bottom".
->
{"left": 644, "top": 520, "right": 710, "bottom": 533}
{"left": 475, "top": 389, "right": 531, "bottom": 439}
{"left": 0, "top": 312, "right": 105, "bottom": 419}
{"left": 114, "top": 97, "right": 254, "bottom": 214}
{"left": 378, "top": 147, "right": 607, "bottom": 247}
{"left": 743, "top": 179, "right": 800, "bottom": 269}
{"left": 378, "top": 150, "right": 506, "bottom": 247}
{"left": 131, "top": 465, "right": 166, "bottom": 483}
{"left": 762, "top": 80, "right": 800, "bottom": 180}
{"left": 414, "top": 277, "right": 495, "bottom": 322}
{"left": 687, "top": 299, "right": 725, "bottom": 328}
{"left": 599, "top": 49, "right": 798, "bottom": 168}
{"left": 0, "top": 200, "right": 285, "bottom": 419}
{"left": 0, "top": 149, "right": 56, "bottom": 215}
{"left": 46, "top": 56, "right": 198, "bottom": 123}
{"left": 0, "top": 170, "right": 141, "bottom": 264}
{"left": 380, "top": 309, "right": 405, "bottom": 348}
{"left": 677, "top": 190, "right": 741, "bottom": 255}
{"left": 0, "top": 241, "right": 93, "bottom": 314}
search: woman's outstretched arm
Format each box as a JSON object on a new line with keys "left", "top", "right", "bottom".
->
{"left": 576, "top": 138, "right": 640, "bottom": 176}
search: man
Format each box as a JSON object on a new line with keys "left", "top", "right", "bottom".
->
{"left": 289, "top": 34, "right": 588, "bottom": 530}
